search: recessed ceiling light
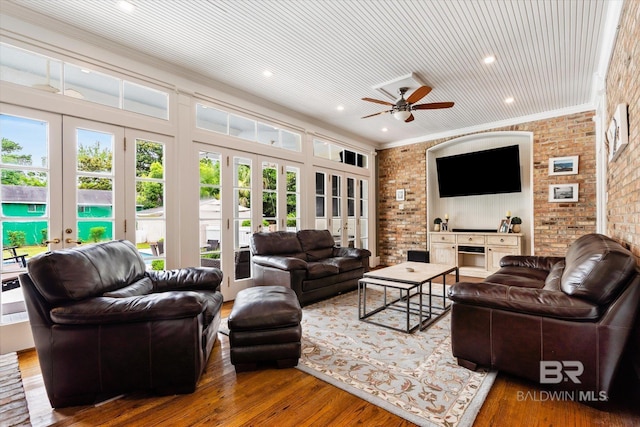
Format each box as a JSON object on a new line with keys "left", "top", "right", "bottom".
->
{"left": 263, "top": 70, "right": 273, "bottom": 77}
{"left": 484, "top": 55, "right": 496, "bottom": 64}
{"left": 336, "top": 105, "right": 344, "bottom": 111}
{"left": 381, "top": 127, "right": 388, "bottom": 132}
{"left": 504, "top": 97, "right": 514, "bottom": 104}
{"left": 117, "top": 1, "right": 135, "bottom": 14}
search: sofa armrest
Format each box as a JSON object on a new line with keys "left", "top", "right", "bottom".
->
{"left": 252, "top": 255, "right": 308, "bottom": 271}
{"left": 50, "top": 291, "right": 208, "bottom": 325}
{"left": 148, "top": 267, "right": 222, "bottom": 293}
{"left": 333, "top": 247, "right": 372, "bottom": 259}
{"left": 499, "top": 255, "right": 565, "bottom": 271}
{"left": 449, "top": 281, "right": 600, "bottom": 320}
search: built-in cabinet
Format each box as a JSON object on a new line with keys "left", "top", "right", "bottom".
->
{"left": 429, "top": 231, "right": 523, "bottom": 278}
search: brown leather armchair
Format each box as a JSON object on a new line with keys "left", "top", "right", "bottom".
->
{"left": 449, "top": 233, "right": 640, "bottom": 399}
{"left": 19, "top": 240, "right": 224, "bottom": 408}
{"left": 250, "top": 229, "right": 371, "bottom": 306}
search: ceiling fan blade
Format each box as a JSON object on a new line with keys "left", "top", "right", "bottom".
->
{"left": 406, "top": 86, "right": 432, "bottom": 104}
{"left": 361, "top": 111, "right": 387, "bottom": 119}
{"left": 405, "top": 113, "right": 415, "bottom": 123}
{"left": 362, "top": 97, "right": 395, "bottom": 106}
{"left": 412, "top": 101, "right": 455, "bottom": 110}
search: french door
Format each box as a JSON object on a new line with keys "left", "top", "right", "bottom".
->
{"left": 0, "top": 104, "right": 167, "bottom": 351}
{"left": 196, "top": 144, "right": 301, "bottom": 300}
{"left": 315, "top": 169, "right": 369, "bottom": 250}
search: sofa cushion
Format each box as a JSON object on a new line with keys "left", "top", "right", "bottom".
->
{"left": 449, "top": 282, "right": 601, "bottom": 320}
{"left": 561, "top": 234, "right": 638, "bottom": 305}
{"left": 297, "top": 229, "right": 335, "bottom": 261}
{"left": 306, "top": 262, "right": 339, "bottom": 279}
{"left": 543, "top": 261, "right": 565, "bottom": 291}
{"left": 103, "top": 277, "right": 153, "bottom": 298}
{"left": 485, "top": 266, "right": 549, "bottom": 289}
{"left": 250, "top": 231, "right": 305, "bottom": 259}
{"left": 27, "top": 240, "right": 146, "bottom": 304}
{"left": 326, "top": 256, "right": 362, "bottom": 273}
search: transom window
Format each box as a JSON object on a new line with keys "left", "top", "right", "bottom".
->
{"left": 195, "top": 104, "right": 302, "bottom": 152}
{"left": 313, "top": 139, "right": 368, "bottom": 169}
{"left": 0, "top": 43, "right": 169, "bottom": 120}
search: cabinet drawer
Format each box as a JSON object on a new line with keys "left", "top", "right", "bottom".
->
{"left": 487, "top": 235, "right": 519, "bottom": 246}
{"left": 458, "top": 234, "right": 485, "bottom": 244}
{"left": 432, "top": 233, "right": 456, "bottom": 243}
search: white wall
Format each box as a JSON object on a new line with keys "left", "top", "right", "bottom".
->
{"left": 427, "top": 131, "right": 533, "bottom": 254}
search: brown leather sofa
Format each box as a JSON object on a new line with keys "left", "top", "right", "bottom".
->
{"left": 19, "top": 240, "right": 224, "bottom": 408}
{"left": 250, "top": 229, "right": 371, "bottom": 306}
{"left": 449, "top": 233, "right": 640, "bottom": 399}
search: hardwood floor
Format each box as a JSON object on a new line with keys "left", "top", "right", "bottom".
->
{"left": 17, "top": 289, "right": 640, "bottom": 427}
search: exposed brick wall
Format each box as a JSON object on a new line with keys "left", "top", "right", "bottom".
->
{"left": 606, "top": 0, "right": 640, "bottom": 260}
{"left": 377, "top": 111, "right": 597, "bottom": 265}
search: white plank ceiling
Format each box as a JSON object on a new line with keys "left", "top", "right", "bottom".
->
{"left": 3, "top": 0, "right": 614, "bottom": 147}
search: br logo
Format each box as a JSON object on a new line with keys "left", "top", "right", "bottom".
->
{"left": 539, "top": 361, "right": 584, "bottom": 384}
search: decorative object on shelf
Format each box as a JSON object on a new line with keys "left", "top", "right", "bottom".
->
{"left": 441, "top": 213, "right": 449, "bottom": 232}
{"left": 396, "top": 189, "right": 405, "bottom": 201}
{"left": 433, "top": 217, "right": 442, "bottom": 232}
{"left": 498, "top": 219, "right": 510, "bottom": 233}
{"left": 548, "top": 155, "right": 579, "bottom": 175}
{"left": 607, "top": 103, "right": 629, "bottom": 162}
{"left": 510, "top": 216, "right": 522, "bottom": 233}
{"left": 549, "top": 183, "right": 579, "bottom": 202}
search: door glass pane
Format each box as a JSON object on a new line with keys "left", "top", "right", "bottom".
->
{"left": 331, "top": 174, "right": 341, "bottom": 246}
{"left": 134, "top": 139, "right": 166, "bottom": 270}
{"left": 286, "top": 166, "right": 300, "bottom": 231}
{"left": 199, "top": 151, "right": 222, "bottom": 270}
{"left": 262, "top": 161, "right": 277, "bottom": 231}
{"left": 347, "top": 177, "right": 355, "bottom": 247}
{"left": 234, "top": 156, "right": 251, "bottom": 279}
{"left": 1, "top": 114, "right": 51, "bottom": 323}
{"left": 359, "top": 179, "right": 369, "bottom": 249}
{"left": 75, "top": 129, "right": 114, "bottom": 244}
{"left": 315, "top": 172, "right": 326, "bottom": 230}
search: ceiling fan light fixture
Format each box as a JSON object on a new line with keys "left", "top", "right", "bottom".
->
{"left": 393, "top": 110, "right": 412, "bottom": 121}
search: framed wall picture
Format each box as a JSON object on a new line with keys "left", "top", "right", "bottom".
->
{"left": 549, "top": 156, "right": 579, "bottom": 175}
{"left": 549, "top": 183, "right": 579, "bottom": 202}
{"left": 396, "top": 189, "right": 405, "bottom": 201}
{"left": 498, "top": 219, "right": 510, "bottom": 233}
{"left": 607, "top": 103, "right": 629, "bottom": 162}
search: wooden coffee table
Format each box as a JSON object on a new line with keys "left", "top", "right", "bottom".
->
{"left": 358, "top": 262, "right": 458, "bottom": 333}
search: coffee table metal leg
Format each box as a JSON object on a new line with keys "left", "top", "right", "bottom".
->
{"left": 405, "top": 288, "right": 410, "bottom": 332}
{"left": 419, "top": 283, "right": 423, "bottom": 329}
{"left": 442, "top": 273, "right": 446, "bottom": 309}
{"left": 358, "top": 280, "right": 362, "bottom": 318}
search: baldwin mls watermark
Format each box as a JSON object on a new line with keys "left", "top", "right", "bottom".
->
{"left": 516, "top": 361, "right": 608, "bottom": 402}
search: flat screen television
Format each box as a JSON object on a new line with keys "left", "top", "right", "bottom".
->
{"left": 435, "top": 145, "right": 522, "bottom": 197}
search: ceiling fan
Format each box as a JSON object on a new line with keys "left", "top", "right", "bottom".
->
{"left": 361, "top": 86, "right": 454, "bottom": 122}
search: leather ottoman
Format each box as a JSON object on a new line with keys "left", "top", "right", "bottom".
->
{"left": 228, "top": 286, "right": 302, "bottom": 372}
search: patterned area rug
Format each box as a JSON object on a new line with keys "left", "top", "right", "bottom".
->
{"left": 222, "top": 285, "right": 496, "bottom": 427}
{"left": 0, "top": 352, "right": 31, "bottom": 427}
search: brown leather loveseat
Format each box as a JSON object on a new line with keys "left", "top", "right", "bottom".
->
{"left": 250, "top": 229, "right": 371, "bottom": 306}
{"left": 19, "top": 240, "right": 224, "bottom": 408}
{"left": 449, "top": 233, "right": 640, "bottom": 399}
